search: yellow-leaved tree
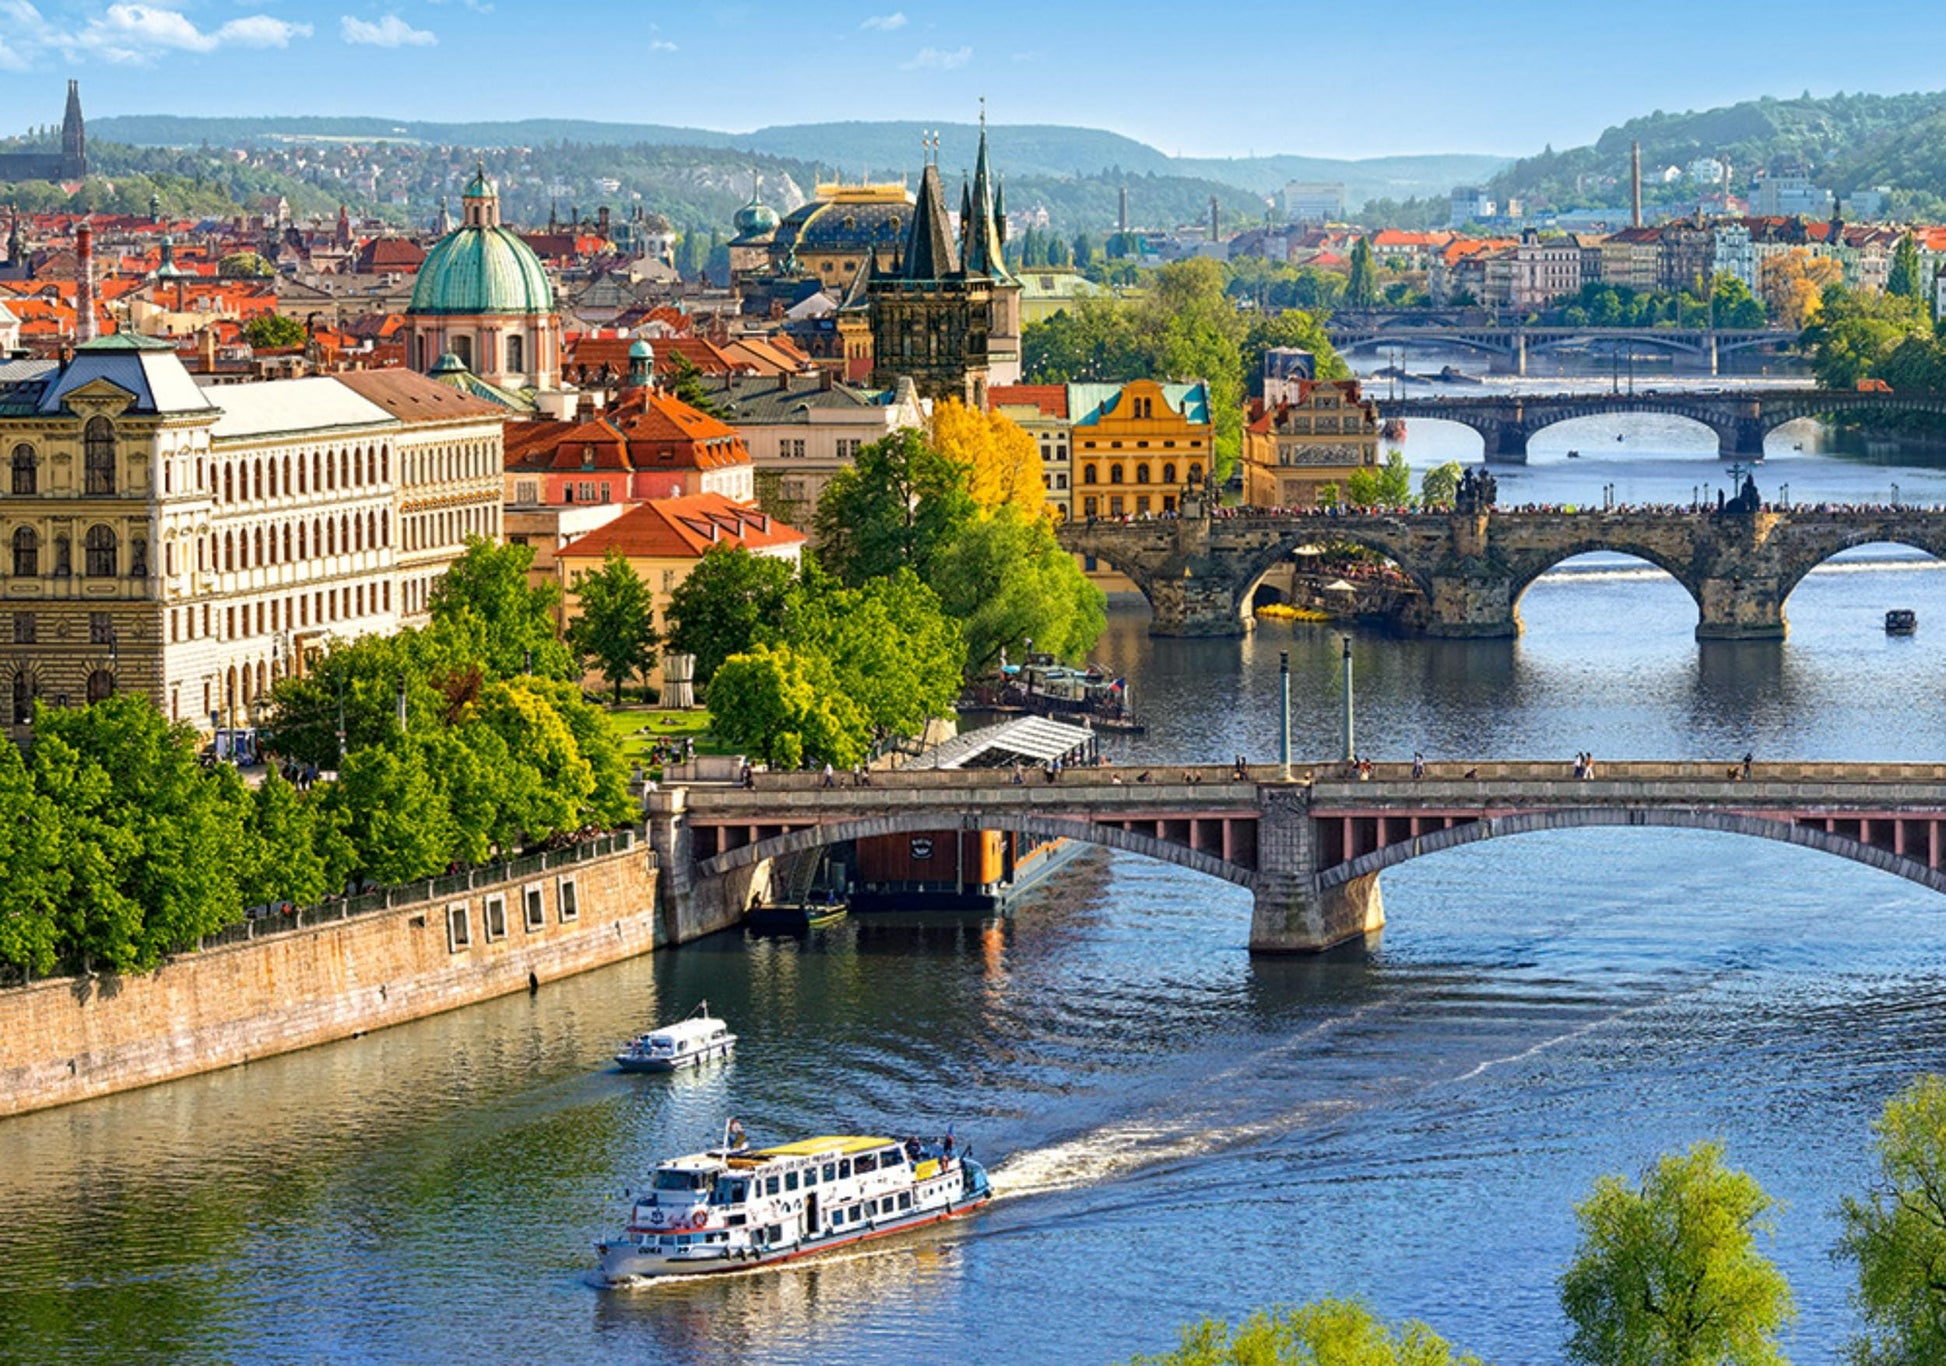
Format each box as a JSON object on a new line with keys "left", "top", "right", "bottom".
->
{"left": 929, "top": 398, "right": 1045, "bottom": 517}
{"left": 1760, "top": 247, "right": 1843, "bottom": 330}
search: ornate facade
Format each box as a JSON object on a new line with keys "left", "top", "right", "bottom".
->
{"left": 1241, "top": 379, "right": 1381, "bottom": 508}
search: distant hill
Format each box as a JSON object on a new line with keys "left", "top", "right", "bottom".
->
{"left": 87, "top": 113, "right": 1508, "bottom": 218}
{"left": 1489, "top": 89, "right": 1946, "bottom": 216}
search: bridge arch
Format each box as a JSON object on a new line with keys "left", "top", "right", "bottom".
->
{"left": 1339, "top": 333, "right": 1514, "bottom": 359}
{"left": 1233, "top": 528, "right": 1438, "bottom": 623}
{"left": 1317, "top": 807, "right": 1946, "bottom": 897}
{"left": 1777, "top": 534, "right": 1946, "bottom": 604}
{"left": 1504, "top": 542, "right": 1704, "bottom": 615}
{"left": 695, "top": 811, "right": 1259, "bottom": 890}
{"left": 1519, "top": 405, "right": 1737, "bottom": 456}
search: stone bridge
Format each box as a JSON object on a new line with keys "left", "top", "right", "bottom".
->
{"left": 1327, "top": 324, "right": 1791, "bottom": 376}
{"left": 1058, "top": 505, "right": 1946, "bottom": 638}
{"left": 645, "top": 762, "right": 1946, "bottom": 955}
{"left": 1375, "top": 388, "right": 1946, "bottom": 461}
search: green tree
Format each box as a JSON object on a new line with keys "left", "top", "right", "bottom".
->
{"left": 706, "top": 644, "right": 867, "bottom": 769}
{"left": 1130, "top": 1297, "right": 1482, "bottom": 1366}
{"left": 1347, "top": 235, "right": 1379, "bottom": 310}
{"left": 567, "top": 547, "right": 658, "bottom": 702}
{"left": 429, "top": 537, "right": 575, "bottom": 681}
{"left": 929, "top": 505, "right": 1106, "bottom": 674}
{"left": 1804, "top": 285, "right": 1931, "bottom": 388}
{"left": 813, "top": 429, "right": 976, "bottom": 586}
{"left": 1560, "top": 1141, "right": 1795, "bottom": 1366}
{"left": 1888, "top": 232, "right": 1924, "bottom": 300}
{"left": 1242, "top": 308, "right": 1352, "bottom": 396}
{"left": 1420, "top": 461, "right": 1463, "bottom": 506}
{"left": 661, "top": 349, "right": 728, "bottom": 419}
{"left": 664, "top": 543, "right": 798, "bottom": 686}
{"left": 323, "top": 742, "right": 457, "bottom": 884}
{"left": 1711, "top": 274, "right": 1768, "bottom": 329}
{"left": 0, "top": 739, "right": 69, "bottom": 977}
{"left": 1838, "top": 1074, "right": 1946, "bottom": 1364}
{"left": 243, "top": 312, "right": 306, "bottom": 350}
{"left": 1347, "top": 450, "right": 1414, "bottom": 508}
{"left": 218, "top": 250, "right": 273, "bottom": 278}
{"left": 241, "top": 769, "right": 334, "bottom": 908}
{"left": 790, "top": 568, "right": 965, "bottom": 737}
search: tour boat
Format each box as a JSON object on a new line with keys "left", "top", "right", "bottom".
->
{"left": 1886, "top": 608, "right": 1918, "bottom": 635}
{"left": 614, "top": 1002, "right": 736, "bottom": 1073}
{"left": 596, "top": 1128, "right": 991, "bottom": 1282}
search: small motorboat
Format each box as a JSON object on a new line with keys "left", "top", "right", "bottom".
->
{"left": 615, "top": 1002, "right": 736, "bottom": 1073}
{"left": 746, "top": 899, "right": 847, "bottom": 932}
{"left": 1566, "top": 450, "right": 1581, "bottom": 459}
{"left": 1886, "top": 608, "right": 1918, "bottom": 635}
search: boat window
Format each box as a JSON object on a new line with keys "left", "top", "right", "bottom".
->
{"left": 852, "top": 1154, "right": 876, "bottom": 1175}
{"left": 880, "top": 1148, "right": 904, "bottom": 1167}
{"left": 898, "top": 1193, "right": 912, "bottom": 1211}
{"left": 830, "top": 1207, "right": 844, "bottom": 1226}
{"left": 803, "top": 1168, "right": 817, "bottom": 1187}
{"left": 839, "top": 1159, "right": 852, "bottom": 1178}
{"left": 676, "top": 1040, "right": 687, "bottom": 1052}
{"left": 822, "top": 1163, "right": 837, "bottom": 1183}
{"left": 764, "top": 1176, "right": 780, "bottom": 1196}
{"left": 653, "top": 1170, "right": 706, "bottom": 1192}
{"left": 784, "top": 1171, "right": 799, "bottom": 1192}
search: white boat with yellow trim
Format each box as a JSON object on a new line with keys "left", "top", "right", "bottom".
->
{"left": 596, "top": 1129, "right": 991, "bottom": 1282}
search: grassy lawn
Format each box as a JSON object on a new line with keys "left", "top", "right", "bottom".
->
{"left": 598, "top": 705, "right": 736, "bottom": 759}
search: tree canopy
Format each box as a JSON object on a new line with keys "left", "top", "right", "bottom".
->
{"left": 428, "top": 537, "right": 576, "bottom": 681}
{"left": 1838, "top": 1074, "right": 1946, "bottom": 1365}
{"left": 930, "top": 398, "right": 1045, "bottom": 515}
{"left": 567, "top": 547, "right": 658, "bottom": 702}
{"left": 1559, "top": 1140, "right": 1795, "bottom": 1366}
{"left": 243, "top": 312, "right": 306, "bottom": 350}
{"left": 1129, "top": 1298, "right": 1482, "bottom": 1366}
{"left": 664, "top": 544, "right": 800, "bottom": 687}
{"left": 813, "top": 429, "right": 977, "bottom": 586}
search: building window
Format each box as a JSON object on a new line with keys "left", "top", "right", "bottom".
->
{"left": 130, "top": 538, "right": 148, "bottom": 578}
{"left": 484, "top": 894, "right": 507, "bottom": 941}
{"left": 447, "top": 903, "right": 471, "bottom": 952}
{"left": 1082, "top": 466, "right": 1097, "bottom": 485}
{"left": 11, "top": 671, "right": 30, "bottom": 725}
{"left": 86, "top": 668, "right": 113, "bottom": 704}
{"left": 1162, "top": 463, "right": 1176, "bottom": 485}
{"left": 451, "top": 335, "right": 473, "bottom": 370}
{"left": 53, "top": 535, "right": 69, "bottom": 578}
{"left": 11, "top": 527, "right": 36, "bottom": 577}
{"left": 83, "top": 418, "right": 115, "bottom": 494}
{"left": 506, "top": 334, "right": 524, "bottom": 375}
{"left": 12, "top": 613, "right": 33, "bottom": 644}
{"left": 1109, "top": 465, "right": 1124, "bottom": 484}
{"left": 1109, "top": 496, "right": 1125, "bottom": 516}
{"left": 1134, "top": 464, "right": 1150, "bottom": 485}
{"left": 523, "top": 884, "right": 545, "bottom": 932}
{"left": 89, "top": 612, "right": 113, "bottom": 645}
{"left": 85, "top": 525, "right": 117, "bottom": 578}
{"left": 10, "top": 444, "right": 35, "bottom": 495}
{"left": 558, "top": 877, "right": 578, "bottom": 922}
{"left": 1083, "top": 496, "right": 1098, "bottom": 517}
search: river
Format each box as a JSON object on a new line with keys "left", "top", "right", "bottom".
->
{"left": 6, "top": 421, "right": 1946, "bottom": 1364}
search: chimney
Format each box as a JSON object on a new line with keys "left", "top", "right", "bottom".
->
{"left": 1210, "top": 195, "right": 1219, "bottom": 242}
{"left": 1631, "top": 142, "right": 1643, "bottom": 229}
{"left": 818, "top": 366, "right": 833, "bottom": 391}
{"left": 75, "top": 218, "right": 96, "bottom": 343}
{"left": 1118, "top": 186, "right": 1129, "bottom": 235}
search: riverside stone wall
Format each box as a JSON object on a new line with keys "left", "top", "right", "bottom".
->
{"left": 0, "top": 832, "right": 678, "bottom": 1119}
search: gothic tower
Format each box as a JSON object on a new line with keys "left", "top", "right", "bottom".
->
{"left": 61, "top": 80, "right": 85, "bottom": 181}
{"left": 867, "top": 146, "right": 992, "bottom": 406}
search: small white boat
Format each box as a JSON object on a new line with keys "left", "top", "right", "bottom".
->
{"left": 596, "top": 1127, "right": 991, "bottom": 1282}
{"left": 615, "top": 1002, "right": 736, "bottom": 1073}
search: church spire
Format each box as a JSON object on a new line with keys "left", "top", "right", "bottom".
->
{"left": 897, "top": 133, "right": 959, "bottom": 281}
{"left": 961, "top": 101, "right": 1007, "bottom": 280}
{"left": 61, "top": 79, "right": 85, "bottom": 180}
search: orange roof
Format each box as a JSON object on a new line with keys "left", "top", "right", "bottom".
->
{"left": 557, "top": 493, "right": 804, "bottom": 562}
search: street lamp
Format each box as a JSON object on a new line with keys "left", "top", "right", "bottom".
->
{"left": 1340, "top": 636, "right": 1356, "bottom": 764}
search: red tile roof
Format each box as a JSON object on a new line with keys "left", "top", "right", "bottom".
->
{"left": 557, "top": 493, "right": 804, "bottom": 562}
{"left": 988, "top": 383, "right": 1069, "bottom": 418}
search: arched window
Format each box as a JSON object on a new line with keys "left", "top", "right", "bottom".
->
{"left": 253, "top": 460, "right": 263, "bottom": 500}
{"left": 1082, "top": 465, "right": 1098, "bottom": 485}
{"left": 11, "top": 443, "right": 36, "bottom": 495}
{"left": 224, "top": 531, "right": 235, "bottom": 572}
{"left": 282, "top": 455, "right": 293, "bottom": 496}
{"left": 283, "top": 524, "right": 292, "bottom": 562}
{"left": 1134, "top": 464, "right": 1150, "bottom": 486}
{"left": 506, "top": 334, "right": 524, "bottom": 375}
{"left": 224, "top": 464, "right": 234, "bottom": 503}
{"left": 83, "top": 418, "right": 115, "bottom": 494}
{"left": 1188, "top": 463, "right": 1203, "bottom": 483}
{"left": 339, "top": 449, "right": 350, "bottom": 489}
{"left": 326, "top": 519, "right": 336, "bottom": 556}
{"left": 1109, "top": 465, "right": 1125, "bottom": 485}
{"left": 11, "top": 527, "right": 37, "bottom": 577}
{"left": 380, "top": 510, "right": 389, "bottom": 547}
{"left": 84, "top": 524, "right": 117, "bottom": 578}
{"left": 130, "top": 538, "right": 148, "bottom": 577}
{"left": 86, "top": 669, "right": 113, "bottom": 704}
{"left": 367, "top": 510, "right": 378, "bottom": 549}
{"left": 353, "top": 515, "right": 364, "bottom": 553}
{"left": 298, "top": 522, "right": 308, "bottom": 559}
{"left": 1162, "top": 463, "right": 1177, "bottom": 485}
{"left": 254, "top": 527, "right": 265, "bottom": 565}
{"left": 53, "top": 535, "right": 69, "bottom": 577}
{"left": 12, "top": 670, "right": 31, "bottom": 725}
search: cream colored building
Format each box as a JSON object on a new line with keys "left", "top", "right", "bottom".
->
{"left": 1, "top": 337, "right": 506, "bottom": 735}
{"left": 1241, "top": 379, "right": 1381, "bottom": 508}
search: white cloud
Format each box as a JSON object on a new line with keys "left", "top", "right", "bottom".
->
{"left": 901, "top": 44, "right": 970, "bottom": 71}
{"left": 860, "top": 11, "right": 905, "bottom": 30}
{"left": 50, "top": 5, "right": 311, "bottom": 62}
{"left": 648, "top": 38, "right": 676, "bottom": 52}
{"left": 1010, "top": 50, "right": 1043, "bottom": 63}
{"left": 340, "top": 14, "right": 437, "bottom": 47}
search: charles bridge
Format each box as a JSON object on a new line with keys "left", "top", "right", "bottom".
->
{"left": 1371, "top": 388, "right": 1946, "bottom": 461}
{"left": 1057, "top": 504, "right": 1946, "bottom": 639}
{"left": 647, "top": 763, "right": 1946, "bottom": 954}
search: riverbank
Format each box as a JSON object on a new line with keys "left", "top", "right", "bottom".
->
{"left": 0, "top": 832, "right": 668, "bottom": 1119}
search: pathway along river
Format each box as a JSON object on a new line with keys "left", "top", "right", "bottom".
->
{"left": 11, "top": 419, "right": 1946, "bottom": 1363}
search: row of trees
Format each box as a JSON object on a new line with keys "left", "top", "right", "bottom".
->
{"left": 1022, "top": 258, "right": 1352, "bottom": 483}
{"left": 1804, "top": 282, "right": 1946, "bottom": 392}
{"left": 1135, "top": 1074, "right": 1946, "bottom": 1364}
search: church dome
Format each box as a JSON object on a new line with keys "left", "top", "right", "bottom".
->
{"left": 409, "top": 168, "right": 554, "bottom": 317}
{"left": 734, "top": 197, "right": 779, "bottom": 236}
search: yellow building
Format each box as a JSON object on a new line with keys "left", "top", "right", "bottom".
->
{"left": 1071, "top": 379, "right": 1212, "bottom": 520}
{"left": 1241, "top": 379, "right": 1380, "bottom": 507}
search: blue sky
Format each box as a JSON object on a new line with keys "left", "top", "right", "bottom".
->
{"left": 5, "top": 0, "right": 1946, "bottom": 160}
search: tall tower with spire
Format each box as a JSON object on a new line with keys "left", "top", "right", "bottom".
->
{"left": 60, "top": 80, "right": 85, "bottom": 181}
{"left": 868, "top": 129, "right": 994, "bottom": 405}
{"left": 958, "top": 105, "right": 1021, "bottom": 385}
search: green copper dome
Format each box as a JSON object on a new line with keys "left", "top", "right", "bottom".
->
{"left": 410, "top": 223, "right": 553, "bottom": 316}
{"left": 410, "top": 168, "right": 553, "bottom": 317}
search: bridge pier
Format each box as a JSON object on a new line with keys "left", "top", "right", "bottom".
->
{"left": 1485, "top": 423, "right": 1529, "bottom": 465}
{"left": 1719, "top": 415, "right": 1768, "bottom": 461}
{"left": 1695, "top": 575, "right": 1787, "bottom": 640}
{"left": 1250, "top": 788, "right": 1386, "bottom": 952}
{"left": 1146, "top": 576, "right": 1251, "bottom": 638}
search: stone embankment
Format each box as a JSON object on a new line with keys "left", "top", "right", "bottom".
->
{"left": 0, "top": 828, "right": 727, "bottom": 1120}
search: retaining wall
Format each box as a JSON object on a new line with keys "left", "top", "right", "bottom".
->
{"left": 0, "top": 832, "right": 670, "bottom": 1119}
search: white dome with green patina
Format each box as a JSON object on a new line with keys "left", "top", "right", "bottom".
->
{"left": 409, "top": 167, "right": 553, "bottom": 316}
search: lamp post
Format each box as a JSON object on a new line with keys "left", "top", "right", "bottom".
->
{"left": 1278, "top": 651, "right": 1291, "bottom": 782}
{"left": 396, "top": 675, "right": 408, "bottom": 733}
{"left": 335, "top": 672, "right": 346, "bottom": 765}
{"left": 1341, "top": 636, "right": 1355, "bottom": 764}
